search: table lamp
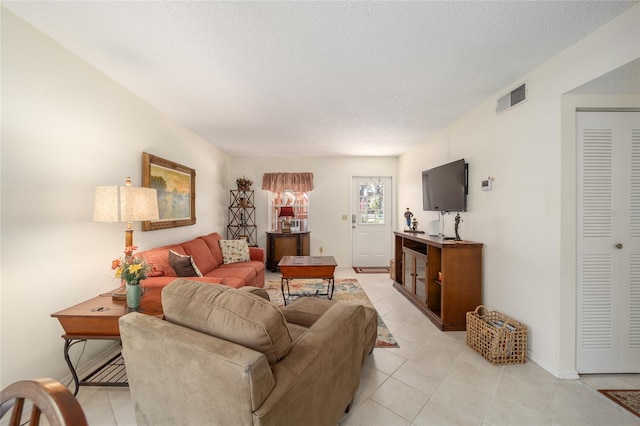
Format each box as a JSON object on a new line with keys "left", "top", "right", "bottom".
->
{"left": 278, "top": 206, "right": 295, "bottom": 233}
{"left": 93, "top": 177, "right": 159, "bottom": 248}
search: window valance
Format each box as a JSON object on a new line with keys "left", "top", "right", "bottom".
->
{"left": 261, "top": 172, "right": 314, "bottom": 193}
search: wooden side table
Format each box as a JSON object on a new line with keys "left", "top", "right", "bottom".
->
{"left": 51, "top": 288, "right": 163, "bottom": 395}
{"left": 278, "top": 256, "right": 337, "bottom": 305}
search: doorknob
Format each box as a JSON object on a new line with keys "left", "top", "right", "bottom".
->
{"left": 615, "top": 243, "right": 623, "bottom": 249}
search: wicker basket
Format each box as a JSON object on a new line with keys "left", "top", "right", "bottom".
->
{"left": 466, "top": 305, "right": 528, "bottom": 365}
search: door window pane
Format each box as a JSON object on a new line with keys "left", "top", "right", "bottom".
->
{"left": 358, "top": 182, "right": 385, "bottom": 224}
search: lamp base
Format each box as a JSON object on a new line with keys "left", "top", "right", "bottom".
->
{"left": 125, "top": 228, "right": 133, "bottom": 248}
{"left": 111, "top": 287, "right": 127, "bottom": 301}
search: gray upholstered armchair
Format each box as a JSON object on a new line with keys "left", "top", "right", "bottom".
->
{"left": 119, "top": 279, "right": 375, "bottom": 426}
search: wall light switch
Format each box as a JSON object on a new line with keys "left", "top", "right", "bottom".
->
{"left": 341, "top": 214, "right": 348, "bottom": 220}
{"left": 482, "top": 179, "right": 493, "bottom": 191}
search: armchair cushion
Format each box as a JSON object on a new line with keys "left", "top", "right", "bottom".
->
{"left": 162, "top": 279, "right": 292, "bottom": 364}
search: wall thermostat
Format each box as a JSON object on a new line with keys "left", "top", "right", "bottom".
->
{"left": 481, "top": 176, "right": 494, "bottom": 191}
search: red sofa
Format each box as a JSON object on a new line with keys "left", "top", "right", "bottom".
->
{"left": 138, "top": 232, "right": 265, "bottom": 289}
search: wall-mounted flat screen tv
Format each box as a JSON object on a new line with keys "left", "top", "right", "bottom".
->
{"left": 422, "top": 159, "right": 468, "bottom": 212}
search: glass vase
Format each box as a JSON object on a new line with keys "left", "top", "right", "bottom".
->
{"left": 126, "top": 282, "right": 141, "bottom": 309}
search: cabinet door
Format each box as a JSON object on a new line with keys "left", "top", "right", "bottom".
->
{"left": 415, "top": 257, "right": 426, "bottom": 301}
{"left": 402, "top": 251, "right": 415, "bottom": 293}
{"left": 300, "top": 233, "right": 311, "bottom": 256}
{"left": 273, "top": 235, "right": 299, "bottom": 262}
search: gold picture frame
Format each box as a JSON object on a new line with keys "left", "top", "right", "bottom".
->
{"left": 142, "top": 152, "right": 196, "bottom": 231}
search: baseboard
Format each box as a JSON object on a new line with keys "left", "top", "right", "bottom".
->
{"left": 527, "top": 351, "right": 580, "bottom": 380}
{"left": 557, "top": 370, "right": 580, "bottom": 380}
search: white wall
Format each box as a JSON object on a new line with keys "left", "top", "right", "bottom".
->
{"left": 0, "top": 10, "right": 230, "bottom": 387}
{"left": 230, "top": 157, "right": 397, "bottom": 265}
{"left": 398, "top": 4, "right": 640, "bottom": 377}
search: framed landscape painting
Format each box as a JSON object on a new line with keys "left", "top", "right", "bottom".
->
{"left": 142, "top": 152, "right": 196, "bottom": 230}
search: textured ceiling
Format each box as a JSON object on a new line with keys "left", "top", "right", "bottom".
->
{"left": 3, "top": 1, "right": 637, "bottom": 157}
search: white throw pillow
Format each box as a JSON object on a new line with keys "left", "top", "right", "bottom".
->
{"left": 219, "top": 239, "right": 251, "bottom": 264}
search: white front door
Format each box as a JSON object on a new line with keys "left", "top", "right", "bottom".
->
{"left": 577, "top": 110, "right": 640, "bottom": 373}
{"left": 351, "top": 176, "right": 393, "bottom": 267}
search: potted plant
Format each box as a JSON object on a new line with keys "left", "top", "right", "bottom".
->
{"left": 236, "top": 176, "right": 253, "bottom": 191}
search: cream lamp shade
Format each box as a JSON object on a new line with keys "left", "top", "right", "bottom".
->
{"left": 93, "top": 177, "right": 159, "bottom": 247}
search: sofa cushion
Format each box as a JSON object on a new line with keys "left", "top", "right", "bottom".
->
{"left": 219, "top": 239, "right": 251, "bottom": 264}
{"left": 286, "top": 323, "right": 308, "bottom": 344}
{"left": 169, "top": 250, "right": 203, "bottom": 277}
{"left": 181, "top": 238, "right": 217, "bottom": 275}
{"left": 199, "top": 233, "right": 224, "bottom": 266}
{"left": 208, "top": 264, "right": 257, "bottom": 280}
{"left": 162, "top": 279, "right": 292, "bottom": 365}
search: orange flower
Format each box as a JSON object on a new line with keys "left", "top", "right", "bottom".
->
{"left": 124, "top": 245, "right": 139, "bottom": 257}
{"left": 111, "top": 246, "right": 150, "bottom": 284}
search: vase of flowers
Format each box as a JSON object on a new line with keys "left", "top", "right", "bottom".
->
{"left": 236, "top": 176, "right": 253, "bottom": 191}
{"left": 112, "top": 246, "right": 152, "bottom": 309}
{"left": 125, "top": 281, "right": 141, "bottom": 308}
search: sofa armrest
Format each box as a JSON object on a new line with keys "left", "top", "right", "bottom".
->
{"left": 254, "top": 303, "right": 367, "bottom": 426}
{"left": 249, "top": 246, "right": 265, "bottom": 263}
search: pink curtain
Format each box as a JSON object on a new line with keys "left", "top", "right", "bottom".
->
{"left": 261, "top": 172, "right": 314, "bottom": 192}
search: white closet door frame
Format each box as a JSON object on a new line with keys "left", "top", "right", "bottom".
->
{"left": 576, "top": 110, "right": 640, "bottom": 373}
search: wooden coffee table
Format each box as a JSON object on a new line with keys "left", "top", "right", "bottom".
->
{"left": 278, "top": 256, "right": 338, "bottom": 305}
{"left": 51, "top": 288, "right": 163, "bottom": 395}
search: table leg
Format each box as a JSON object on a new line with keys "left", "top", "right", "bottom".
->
{"left": 63, "top": 338, "right": 85, "bottom": 396}
{"left": 280, "top": 275, "right": 335, "bottom": 303}
{"left": 62, "top": 339, "right": 128, "bottom": 396}
{"left": 328, "top": 277, "right": 335, "bottom": 300}
{"left": 281, "top": 277, "right": 290, "bottom": 305}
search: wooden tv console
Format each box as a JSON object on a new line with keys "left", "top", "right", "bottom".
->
{"left": 392, "top": 232, "right": 483, "bottom": 331}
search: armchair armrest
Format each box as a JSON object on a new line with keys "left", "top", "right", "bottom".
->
{"left": 120, "top": 312, "right": 276, "bottom": 425}
{"left": 238, "top": 286, "right": 270, "bottom": 301}
{"left": 253, "top": 303, "right": 367, "bottom": 426}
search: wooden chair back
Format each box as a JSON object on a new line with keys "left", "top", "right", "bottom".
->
{"left": 0, "top": 378, "right": 87, "bottom": 426}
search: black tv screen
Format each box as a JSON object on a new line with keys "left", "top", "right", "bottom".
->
{"left": 422, "top": 159, "right": 468, "bottom": 212}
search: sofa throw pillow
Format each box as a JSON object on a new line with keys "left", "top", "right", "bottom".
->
{"left": 219, "top": 239, "right": 250, "bottom": 264}
{"left": 169, "top": 250, "right": 203, "bottom": 277}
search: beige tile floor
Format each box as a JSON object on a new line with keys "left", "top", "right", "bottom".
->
{"left": 74, "top": 267, "right": 640, "bottom": 425}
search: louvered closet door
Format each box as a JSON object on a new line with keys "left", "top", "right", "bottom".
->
{"left": 577, "top": 111, "right": 640, "bottom": 373}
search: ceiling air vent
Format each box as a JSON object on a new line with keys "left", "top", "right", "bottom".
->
{"left": 496, "top": 83, "right": 527, "bottom": 114}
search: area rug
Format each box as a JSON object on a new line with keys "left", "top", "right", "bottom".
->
{"left": 599, "top": 389, "right": 640, "bottom": 417}
{"left": 353, "top": 266, "right": 391, "bottom": 274}
{"left": 264, "top": 278, "right": 399, "bottom": 348}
